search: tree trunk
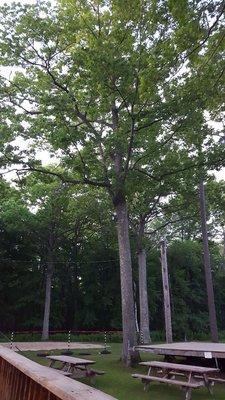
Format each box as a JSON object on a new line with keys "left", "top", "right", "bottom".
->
{"left": 115, "top": 198, "right": 140, "bottom": 365}
{"left": 111, "top": 99, "right": 139, "bottom": 365}
{"left": 160, "top": 239, "right": 173, "bottom": 343}
{"left": 138, "top": 248, "right": 151, "bottom": 344}
{"left": 199, "top": 180, "right": 218, "bottom": 342}
{"left": 41, "top": 249, "right": 54, "bottom": 341}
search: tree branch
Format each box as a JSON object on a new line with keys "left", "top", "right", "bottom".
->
{"left": 1, "top": 164, "right": 110, "bottom": 189}
{"left": 186, "top": 1, "right": 225, "bottom": 59}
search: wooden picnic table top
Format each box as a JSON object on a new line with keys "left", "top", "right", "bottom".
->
{"left": 135, "top": 341, "right": 225, "bottom": 358}
{"left": 47, "top": 355, "right": 95, "bottom": 366}
{"left": 140, "top": 361, "right": 219, "bottom": 374}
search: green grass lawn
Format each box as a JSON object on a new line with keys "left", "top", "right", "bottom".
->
{"left": 23, "top": 343, "right": 224, "bottom": 400}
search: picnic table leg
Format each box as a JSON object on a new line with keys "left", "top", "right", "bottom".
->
{"left": 61, "top": 362, "right": 68, "bottom": 371}
{"left": 161, "top": 368, "right": 170, "bottom": 380}
{"left": 184, "top": 372, "right": 193, "bottom": 400}
{"left": 49, "top": 360, "right": 56, "bottom": 368}
{"left": 203, "top": 373, "right": 214, "bottom": 395}
{"left": 185, "top": 388, "right": 192, "bottom": 400}
{"left": 143, "top": 379, "right": 149, "bottom": 392}
{"left": 86, "top": 366, "right": 96, "bottom": 385}
{"left": 143, "top": 367, "right": 152, "bottom": 391}
{"left": 70, "top": 365, "right": 79, "bottom": 378}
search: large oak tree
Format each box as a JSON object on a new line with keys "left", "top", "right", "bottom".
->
{"left": 0, "top": 0, "right": 224, "bottom": 364}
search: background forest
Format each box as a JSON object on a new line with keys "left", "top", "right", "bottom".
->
{"left": 1, "top": 175, "right": 225, "bottom": 340}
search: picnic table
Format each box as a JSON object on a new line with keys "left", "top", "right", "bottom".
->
{"left": 132, "top": 360, "right": 221, "bottom": 400}
{"left": 46, "top": 355, "right": 105, "bottom": 383}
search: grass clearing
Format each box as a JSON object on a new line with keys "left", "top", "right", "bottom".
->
{"left": 23, "top": 343, "right": 224, "bottom": 400}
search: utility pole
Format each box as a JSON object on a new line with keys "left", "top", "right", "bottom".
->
{"left": 199, "top": 180, "right": 218, "bottom": 342}
{"left": 160, "top": 239, "right": 173, "bottom": 343}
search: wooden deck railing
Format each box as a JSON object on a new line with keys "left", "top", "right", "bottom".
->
{"left": 0, "top": 346, "right": 117, "bottom": 400}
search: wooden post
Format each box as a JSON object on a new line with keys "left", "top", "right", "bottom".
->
{"left": 133, "top": 281, "right": 140, "bottom": 334}
{"left": 199, "top": 180, "right": 218, "bottom": 342}
{"left": 138, "top": 248, "right": 151, "bottom": 344}
{"left": 104, "top": 331, "right": 107, "bottom": 351}
{"left": 160, "top": 239, "right": 173, "bottom": 343}
{"left": 68, "top": 330, "right": 71, "bottom": 352}
{"left": 10, "top": 332, "right": 14, "bottom": 351}
{"left": 222, "top": 230, "right": 225, "bottom": 270}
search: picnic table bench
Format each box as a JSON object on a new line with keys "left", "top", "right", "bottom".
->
{"left": 132, "top": 360, "right": 220, "bottom": 400}
{"left": 55, "top": 370, "right": 72, "bottom": 376}
{"left": 46, "top": 355, "right": 105, "bottom": 384}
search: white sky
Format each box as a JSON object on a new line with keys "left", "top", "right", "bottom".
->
{"left": 3, "top": 0, "right": 42, "bottom": 3}
{"left": 1, "top": 0, "right": 225, "bottom": 182}
{"left": 2, "top": 0, "right": 37, "bottom": 3}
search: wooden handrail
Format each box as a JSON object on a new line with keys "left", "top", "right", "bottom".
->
{"left": 0, "top": 346, "right": 117, "bottom": 400}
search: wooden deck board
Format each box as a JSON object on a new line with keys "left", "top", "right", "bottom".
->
{"left": 135, "top": 342, "right": 225, "bottom": 358}
{"left": 0, "top": 346, "right": 117, "bottom": 400}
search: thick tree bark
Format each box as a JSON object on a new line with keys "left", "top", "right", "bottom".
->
{"left": 199, "top": 180, "right": 218, "bottom": 342}
{"left": 160, "top": 239, "right": 173, "bottom": 343}
{"left": 42, "top": 247, "right": 54, "bottom": 341}
{"left": 111, "top": 98, "right": 139, "bottom": 365}
{"left": 115, "top": 198, "right": 140, "bottom": 365}
{"left": 138, "top": 248, "right": 151, "bottom": 344}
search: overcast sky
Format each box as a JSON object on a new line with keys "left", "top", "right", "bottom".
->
{"left": 4, "top": 0, "right": 40, "bottom": 3}
{"left": 2, "top": 0, "right": 225, "bottom": 181}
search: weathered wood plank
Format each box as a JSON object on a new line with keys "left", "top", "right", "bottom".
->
{"left": 46, "top": 355, "right": 94, "bottom": 365}
{"left": 0, "top": 346, "right": 117, "bottom": 400}
{"left": 139, "top": 361, "right": 219, "bottom": 373}
{"left": 132, "top": 374, "right": 203, "bottom": 388}
{"left": 134, "top": 341, "right": 225, "bottom": 359}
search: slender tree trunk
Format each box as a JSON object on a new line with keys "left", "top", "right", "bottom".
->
{"left": 138, "top": 248, "right": 151, "bottom": 344}
{"left": 199, "top": 180, "right": 218, "bottom": 342}
{"left": 160, "top": 239, "right": 173, "bottom": 343}
{"left": 115, "top": 198, "right": 140, "bottom": 365}
{"left": 42, "top": 248, "right": 54, "bottom": 341}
